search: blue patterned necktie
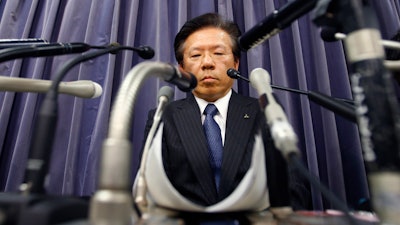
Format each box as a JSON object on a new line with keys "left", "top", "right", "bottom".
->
{"left": 203, "top": 104, "right": 223, "bottom": 191}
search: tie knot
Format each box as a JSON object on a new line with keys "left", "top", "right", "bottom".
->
{"left": 204, "top": 104, "right": 218, "bottom": 116}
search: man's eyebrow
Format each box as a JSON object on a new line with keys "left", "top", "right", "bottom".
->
{"left": 187, "top": 44, "right": 228, "bottom": 52}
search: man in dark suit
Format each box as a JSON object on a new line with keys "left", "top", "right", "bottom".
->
{"left": 142, "top": 13, "right": 311, "bottom": 213}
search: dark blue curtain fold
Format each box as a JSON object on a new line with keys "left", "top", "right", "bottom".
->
{"left": 0, "top": 0, "right": 398, "bottom": 211}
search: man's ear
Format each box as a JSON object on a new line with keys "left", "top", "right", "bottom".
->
{"left": 234, "top": 60, "right": 239, "bottom": 70}
{"left": 178, "top": 63, "right": 184, "bottom": 70}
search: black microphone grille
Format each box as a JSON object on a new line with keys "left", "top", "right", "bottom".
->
{"left": 137, "top": 45, "right": 155, "bottom": 59}
{"left": 320, "top": 27, "right": 339, "bottom": 42}
{"left": 227, "top": 68, "right": 240, "bottom": 79}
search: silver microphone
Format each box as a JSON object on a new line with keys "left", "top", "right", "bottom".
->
{"left": 249, "top": 68, "right": 300, "bottom": 159}
{"left": 0, "top": 76, "right": 102, "bottom": 98}
{"left": 135, "top": 86, "right": 174, "bottom": 208}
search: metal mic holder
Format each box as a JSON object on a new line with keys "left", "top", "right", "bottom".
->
{"left": 313, "top": 0, "right": 400, "bottom": 224}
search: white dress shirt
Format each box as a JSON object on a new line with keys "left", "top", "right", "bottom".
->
{"left": 195, "top": 89, "right": 231, "bottom": 145}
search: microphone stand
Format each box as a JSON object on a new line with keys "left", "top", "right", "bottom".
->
{"left": 313, "top": 0, "right": 400, "bottom": 224}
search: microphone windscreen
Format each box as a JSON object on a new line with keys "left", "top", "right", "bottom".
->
{"left": 92, "top": 82, "right": 103, "bottom": 98}
{"left": 137, "top": 46, "right": 155, "bottom": 59}
{"left": 320, "top": 27, "right": 339, "bottom": 42}
{"left": 157, "top": 86, "right": 174, "bottom": 103}
{"left": 227, "top": 68, "right": 240, "bottom": 79}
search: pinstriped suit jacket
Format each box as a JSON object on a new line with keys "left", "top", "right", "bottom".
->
{"left": 144, "top": 91, "right": 264, "bottom": 206}
{"left": 141, "top": 91, "right": 312, "bottom": 210}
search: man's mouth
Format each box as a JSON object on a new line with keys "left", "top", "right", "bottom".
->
{"left": 202, "top": 76, "right": 216, "bottom": 81}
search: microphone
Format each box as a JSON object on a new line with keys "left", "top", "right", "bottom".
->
{"left": 249, "top": 67, "right": 300, "bottom": 159}
{"left": 227, "top": 68, "right": 250, "bottom": 82}
{"left": 239, "top": 0, "right": 318, "bottom": 51}
{"left": 249, "top": 68, "right": 360, "bottom": 222}
{"left": 0, "top": 42, "right": 92, "bottom": 62}
{"left": 21, "top": 44, "right": 154, "bottom": 194}
{"left": 156, "top": 86, "right": 175, "bottom": 110}
{"left": 249, "top": 67, "right": 298, "bottom": 216}
{"left": 135, "top": 86, "right": 174, "bottom": 208}
{"left": 165, "top": 67, "right": 197, "bottom": 92}
{"left": 0, "top": 76, "right": 102, "bottom": 98}
{"left": 135, "top": 45, "right": 155, "bottom": 59}
{"left": 0, "top": 38, "right": 48, "bottom": 49}
{"left": 91, "top": 62, "right": 193, "bottom": 224}
{"left": 228, "top": 68, "right": 357, "bottom": 123}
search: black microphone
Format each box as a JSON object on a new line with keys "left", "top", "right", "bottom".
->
{"left": 227, "top": 68, "right": 357, "bottom": 123}
{"left": 0, "top": 38, "right": 48, "bottom": 49}
{"left": 136, "top": 45, "right": 155, "bottom": 59}
{"left": 227, "top": 68, "right": 250, "bottom": 82}
{"left": 0, "top": 42, "right": 91, "bottom": 63}
{"left": 239, "top": 0, "right": 318, "bottom": 51}
{"left": 165, "top": 67, "right": 197, "bottom": 92}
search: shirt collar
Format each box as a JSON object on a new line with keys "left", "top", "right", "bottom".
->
{"left": 195, "top": 89, "right": 232, "bottom": 119}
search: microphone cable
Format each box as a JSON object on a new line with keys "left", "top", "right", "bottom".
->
{"left": 20, "top": 43, "right": 155, "bottom": 194}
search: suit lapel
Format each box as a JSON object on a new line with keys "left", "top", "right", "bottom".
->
{"left": 219, "top": 92, "right": 258, "bottom": 198}
{"left": 172, "top": 95, "right": 219, "bottom": 204}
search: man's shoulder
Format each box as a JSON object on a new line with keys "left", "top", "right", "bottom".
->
{"left": 231, "top": 91, "right": 259, "bottom": 106}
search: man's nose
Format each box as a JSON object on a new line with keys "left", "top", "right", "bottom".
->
{"left": 201, "top": 54, "right": 215, "bottom": 70}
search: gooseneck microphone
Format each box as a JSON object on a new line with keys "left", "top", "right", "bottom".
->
{"left": 249, "top": 68, "right": 300, "bottom": 159}
{"left": 249, "top": 68, "right": 359, "bottom": 224}
{"left": 249, "top": 68, "right": 297, "bottom": 218}
{"left": 165, "top": 66, "right": 197, "bottom": 92}
{"left": 135, "top": 45, "right": 155, "bottom": 59}
{"left": 135, "top": 86, "right": 174, "bottom": 209}
{"left": 239, "top": 0, "right": 318, "bottom": 51}
{"left": 21, "top": 43, "right": 155, "bottom": 194}
{"left": 227, "top": 68, "right": 357, "bottom": 123}
{"left": 90, "top": 62, "right": 195, "bottom": 225}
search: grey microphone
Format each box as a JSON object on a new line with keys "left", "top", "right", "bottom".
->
{"left": 135, "top": 86, "right": 174, "bottom": 209}
{"left": 249, "top": 67, "right": 298, "bottom": 218}
{"left": 249, "top": 68, "right": 300, "bottom": 159}
{"left": 0, "top": 76, "right": 102, "bottom": 98}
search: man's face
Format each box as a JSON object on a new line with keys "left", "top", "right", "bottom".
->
{"left": 180, "top": 27, "right": 239, "bottom": 102}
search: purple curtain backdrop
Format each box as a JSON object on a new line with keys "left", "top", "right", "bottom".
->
{"left": 0, "top": 0, "right": 398, "bottom": 211}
